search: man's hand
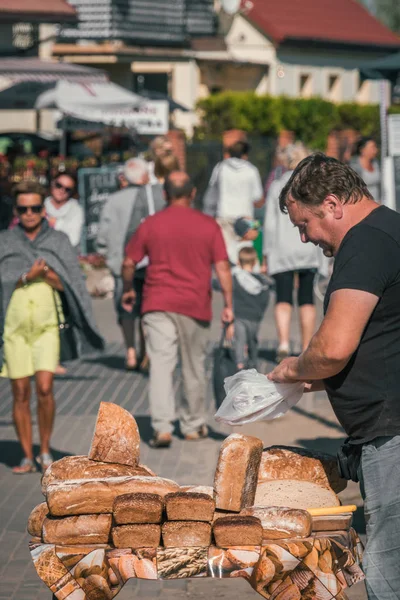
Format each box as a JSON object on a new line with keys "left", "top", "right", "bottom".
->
{"left": 121, "top": 290, "right": 136, "bottom": 312}
{"left": 221, "top": 306, "right": 234, "bottom": 325}
{"left": 225, "top": 323, "right": 234, "bottom": 341}
{"left": 267, "top": 357, "right": 300, "bottom": 383}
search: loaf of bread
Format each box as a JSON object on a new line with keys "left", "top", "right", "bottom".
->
{"left": 42, "top": 514, "right": 112, "bottom": 545}
{"left": 254, "top": 479, "right": 340, "bottom": 510}
{"left": 213, "top": 516, "right": 263, "bottom": 547}
{"left": 88, "top": 402, "right": 140, "bottom": 467}
{"left": 27, "top": 502, "right": 48, "bottom": 538}
{"left": 162, "top": 521, "right": 212, "bottom": 547}
{"left": 241, "top": 506, "right": 312, "bottom": 539}
{"left": 258, "top": 446, "right": 346, "bottom": 493}
{"left": 113, "top": 493, "right": 163, "bottom": 524}
{"left": 46, "top": 475, "right": 179, "bottom": 516}
{"left": 41, "top": 456, "right": 156, "bottom": 495}
{"left": 180, "top": 485, "right": 215, "bottom": 498}
{"left": 165, "top": 492, "right": 215, "bottom": 522}
{"left": 111, "top": 524, "right": 161, "bottom": 548}
{"left": 214, "top": 434, "right": 263, "bottom": 512}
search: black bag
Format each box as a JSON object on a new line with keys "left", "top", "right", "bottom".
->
{"left": 53, "top": 291, "right": 78, "bottom": 363}
{"left": 213, "top": 326, "right": 237, "bottom": 409}
{"left": 336, "top": 438, "right": 363, "bottom": 483}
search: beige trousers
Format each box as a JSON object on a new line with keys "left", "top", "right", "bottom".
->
{"left": 142, "top": 311, "right": 210, "bottom": 436}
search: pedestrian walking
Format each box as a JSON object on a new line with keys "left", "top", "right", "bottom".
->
{"left": 97, "top": 158, "right": 165, "bottom": 371}
{"left": 122, "top": 171, "right": 233, "bottom": 448}
{"left": 147, "top": 135, "right": 173, "bottom": 184}
{"left": 203, "top": 140, "right": 264, "bottom": 263}
{"left": 0, "top": 181, "right": 103, "bottom": 474}
{"left": 263, "top": 143, "right": 320, "bottom": 361}
{"left": 350, "top": 136, "right": 381, "bottom": 202}
{"left": 268, "top": 153, "right": 400, "bottom": 600}
{"left": 44, "top": 172, "right": 84, "bottom": 249}
{"left": 228, "top": 246, "right": 269, "bottom": 370}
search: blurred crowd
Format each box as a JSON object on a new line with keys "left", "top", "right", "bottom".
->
{"left": 0, "top": 132, "right": 381, "bottom": 460}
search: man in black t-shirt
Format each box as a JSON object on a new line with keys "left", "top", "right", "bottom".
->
{"left": 268, "top": 153, "right": 400, "bottom": 600}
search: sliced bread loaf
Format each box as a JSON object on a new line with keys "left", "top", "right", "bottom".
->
{"left": 254, "top": 479, "right": 340, "bottom": 510}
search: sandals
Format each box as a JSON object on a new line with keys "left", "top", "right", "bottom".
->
{"left": 184, "top": 424, "right": 209, "bottom": 441}
{"left": 12, "top": 457, "right": 37, "bottom": 474}
{"left": 36, "top": 453, "right": 54, "bottom": 472}
{"left": 149, "top": 432, "right": 172, "bottom": 449}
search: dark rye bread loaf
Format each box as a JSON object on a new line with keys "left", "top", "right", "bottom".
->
{"left": 213, "top": 515, "right": 263, "bottom": 547}
{"left": 42, "top": 514, "right": 112, "bottom": 545}
{"left": 46, "top": 475, "right": 179, "bottom": 516}
{"left": 113, "top": 492, "right": 164, "bottom": 524}
{"left": 41, "top": 456, "right": 156, "bottom": 495}
{"left": 112, "top": 524, "right": 161, "bottom": 548}
{"left": 27, "top": 502, "right": 48, "bottom": 538}
{"left": 162, "top": 521, "right": 212, "bottom": 547}
{"left": 241, "top": 506, "right": 312, "bottom": 540}
{"left": 214, "top": 434, "right": 263, "bottom": 512}
{"left": 258, "top": 446, "right": 346, "bottom": 493}
{"left": 89, "top": 402, "right": 140, "bottom": 467}
{"left": 165, "top": 492, "right": 215, "bottom": 522}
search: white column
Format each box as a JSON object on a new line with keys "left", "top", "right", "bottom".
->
{"left": 172, "top": 60, "right": 200, "bottom": 137}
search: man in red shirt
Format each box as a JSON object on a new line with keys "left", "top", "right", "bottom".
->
{"left": 122, "top": 172, "right": 233, "bottom": 448}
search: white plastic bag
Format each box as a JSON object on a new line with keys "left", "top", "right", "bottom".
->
{"left": 214, "top": 369, "right": 304, "bottom": 426}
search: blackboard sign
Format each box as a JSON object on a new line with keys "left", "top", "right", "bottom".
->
{"left": 394, "top": 155, "right": 400, "bottom": 214}
{"left": 77, "top": 165, "right": 121, "bottom": 254}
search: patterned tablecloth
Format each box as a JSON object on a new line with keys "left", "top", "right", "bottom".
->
{"left": 30, "top": 529, "right": 365, "bottom": 600}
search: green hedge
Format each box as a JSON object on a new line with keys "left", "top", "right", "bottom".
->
{"left": 195, "top": 92, "right": 400, "bottom": 149}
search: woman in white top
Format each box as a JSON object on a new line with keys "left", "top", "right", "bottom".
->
{"left": 263, "top": 143, "right": 320, "bottom": 361}
{"left": 44, "top": 173, "right": 84, "bottom": 249}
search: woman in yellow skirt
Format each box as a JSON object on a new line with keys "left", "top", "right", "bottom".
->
{"left": 0, "top": 180, "right": 104, "bottom": 474}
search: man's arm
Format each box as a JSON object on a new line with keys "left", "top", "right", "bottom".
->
{"left": 214, "top": 259, "right": 233, "bottom": 323}
{"left": 120, "top": 221, "right": 147, "bottom": 311}
{"left": 268, "top": 288, "right": 379, "bottom": 383}
{"left": 96, "top": 200, "right": 112, "bottom": 257}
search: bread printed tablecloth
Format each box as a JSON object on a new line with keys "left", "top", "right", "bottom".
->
{"left": 29, "top": 529, "right": 364, "bottom": 600}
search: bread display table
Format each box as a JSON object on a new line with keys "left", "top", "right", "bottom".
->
{"left": 30, "top": 529, "right": 364, "bottom": 600}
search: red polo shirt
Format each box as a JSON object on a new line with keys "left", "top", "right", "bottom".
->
{"left": 125, "top": 205, "right": 228, "bottom": 322}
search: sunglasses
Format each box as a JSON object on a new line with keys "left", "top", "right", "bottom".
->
{"left": 54, "top": 181, "right": 73, "bottom": 193}
{"left": 16, "top": 205, "right": 43, "bottom": 215}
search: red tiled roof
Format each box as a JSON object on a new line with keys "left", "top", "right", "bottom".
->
{"left": 245, "top": 0, "right": 400, "bottom": 47}
{"left": 0, "top": 0, "right": 76, "bottom": 22}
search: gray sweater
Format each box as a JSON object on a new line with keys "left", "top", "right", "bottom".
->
{"left": 96, "top": 184, "right": 164, "bottom": 276}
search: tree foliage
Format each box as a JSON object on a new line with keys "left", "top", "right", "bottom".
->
{"left": 195, "top": 93, "right": 395, "bottom": 148}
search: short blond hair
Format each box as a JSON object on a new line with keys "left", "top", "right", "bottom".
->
{"left": 238, "top": 246, "right": 258, "bottom": 267}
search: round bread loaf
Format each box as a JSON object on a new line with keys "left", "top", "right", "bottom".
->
{"left": 27, "top": 502, "right": 48, "bottom": 538}
{"left": 258, "top": 446, "right": 346, "bottom": 493}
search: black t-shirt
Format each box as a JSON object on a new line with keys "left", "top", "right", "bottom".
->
{"left": 323, "top": 205, "right": 400, "bottom": 443}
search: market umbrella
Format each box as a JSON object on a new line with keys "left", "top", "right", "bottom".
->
{"left": 35, "top": 80, "right": 143, "bottom": 123}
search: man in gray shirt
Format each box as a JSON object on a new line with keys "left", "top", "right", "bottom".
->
{"left": 97, "top": 158, "right": 164, "bottom": 369}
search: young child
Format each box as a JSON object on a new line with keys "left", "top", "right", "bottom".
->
{"left": 228, "top": 246, "right": 270, "bottom": 370}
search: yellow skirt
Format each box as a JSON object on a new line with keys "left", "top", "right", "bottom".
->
{"left": 1, "top": 281, "right": 60, "bottom": 379}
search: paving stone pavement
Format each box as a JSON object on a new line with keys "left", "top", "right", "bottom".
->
{"left": 0, "top": 293, "right": 366, "bottom": 599}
